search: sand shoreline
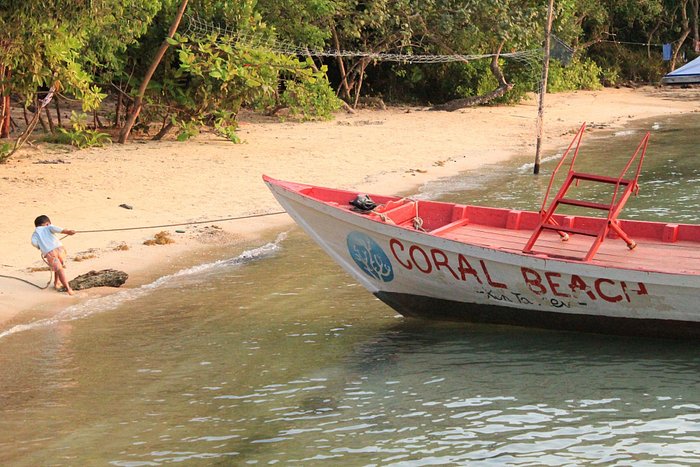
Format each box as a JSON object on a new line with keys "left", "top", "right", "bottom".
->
{"left": 2, "top": 86, "right": 698, "bottom": 331}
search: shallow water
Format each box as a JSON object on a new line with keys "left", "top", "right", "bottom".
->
{"left": 1, "top": 115, "right": 699, "bottom": 465}
{"left": 426, "top": 116, "right": 700, "bottom": 223}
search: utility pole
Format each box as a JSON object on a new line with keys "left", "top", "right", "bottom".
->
{"left": 534, "top": 0, "right": 555, "bottom": 175}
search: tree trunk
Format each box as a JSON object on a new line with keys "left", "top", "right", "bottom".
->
{"left": 1, "top": 67, "right": 10, "bottom": 138}
{"left": 44, "top": 106, "right": 55, "bottom": 134}
{"left": 671, "top": 0, "right": 691, "bottom": 69}
{"left": 353, "top": 59, "right": 369, "bottom": 109}
{"left": 331, "top": 24, "right": 352, "bottom": 101}
{"left": 1, "top": 95, "right": 9, "bottom": 138}
{"left": 647, "top": 21, "right": 662, "bottom": 59}
{"left": 119, "top": 0, "right": 189, "bottom": 144}
{"left": 692, "top": 0, "right": 700, "bottom": 51}
{"left": 54, "top": 97, "right": 62, "bottom": 127}
{"left": 0, "top": 66, "right": 4, "bottom": 136}
{"left": 8, "top": 86, "right": 56, "bottom": 159}
{"left": 38, "top": 114, "right": 48, "bottom": 132}
{"left": 152, "top": 121, "right": 174, "bottom": 140}
{"left": 535, "top": 0, "right": 555, "bottom": 175}
{"left": 430, "top": 44, "right": 513, "bottom": 111}
{"left": 115, "top": 93, "right": 122, "bottom": 127}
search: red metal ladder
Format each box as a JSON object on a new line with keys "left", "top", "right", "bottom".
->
{"left": 522, "top": 123, "right": 650, "bottom": 261}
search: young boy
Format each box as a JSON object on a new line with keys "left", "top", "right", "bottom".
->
{"left": 31, "top": 215, "right": 76, "bottom": 295}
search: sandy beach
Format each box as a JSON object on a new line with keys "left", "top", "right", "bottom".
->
{"left": 1, "top": 86, "right": 698, "bottom": 329}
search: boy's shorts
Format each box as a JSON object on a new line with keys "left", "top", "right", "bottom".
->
{"left": 44, "top": 247, "right": 67, "bottom": 272}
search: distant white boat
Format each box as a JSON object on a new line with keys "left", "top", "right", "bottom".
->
{"left": 662, "top": 56, "right": 700, "bottom": 84}
{"left": 264, "top": 125, "right": 700, "bottom": 338}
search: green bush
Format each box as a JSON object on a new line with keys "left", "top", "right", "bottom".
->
{"left": 213, "top": 110, "right": 240, "bottom": 143}
{"left": 547, "top": 58, "right": 603, "bottom": 92}
{"left": 45, "top": 111, "right": 111, "bottom": 148}
{"left": 370, "top": 57, "right": 537, "bottom": 106}
{"left": 0, "top": 142, "right": 12, "bottom": 163}
{"left": 281, "top": 67, "right": 342, "bottom": 121}
{"left": 588, "top": 43, "right": 666, "bottom": 84}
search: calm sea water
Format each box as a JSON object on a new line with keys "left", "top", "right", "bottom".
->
{"left": 1, "top": 114, "right": 699, "bottom": 466}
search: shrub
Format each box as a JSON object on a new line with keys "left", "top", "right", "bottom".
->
{"left": 281, "top": 67, "right": 342, "bottom": 121}
{"left": 548, "top": 57, "right": 603, "bottom": 92}
{"left": 0, "top": 142, "right": 12, "bottom": 163}
{"left": 47, "top": 111, "right": 111, "bottom": 148}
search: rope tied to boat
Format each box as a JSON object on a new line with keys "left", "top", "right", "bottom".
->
{"left": 350, "top": 194, "right": 425, "bottom": 231}
{"left": 412, "top": 200, "right": 426, "bottom": 232}
{"left": 373, "top": 211, "right": 396, "bottom": 225}
{"left": 68, "top": 210, "right": 287, "bottom": 234}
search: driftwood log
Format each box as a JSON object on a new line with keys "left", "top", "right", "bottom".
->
{"left": 64, "top": 269, "right": 128, "bottom": 291}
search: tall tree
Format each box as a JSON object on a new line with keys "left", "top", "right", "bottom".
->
{"left": 330, "top": 0, "right": 414, "bottom": 106}
{"left": 119, "top": 0, "right": 189, "bottom": 143}
{"left": 409, "top": 0, "right": 543, "bottom": 109}
{"left": 0, "top": 0, "right": 161, "bottom": 157}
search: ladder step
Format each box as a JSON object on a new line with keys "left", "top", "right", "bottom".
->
{"left": 541, "top": 224, "right": 600, "bottom": 237}
{"left": 571, "top": 172, "right": 632, "bottom": 185}
{"left": 557, "top": 198, "right": 611, "bottom": 210}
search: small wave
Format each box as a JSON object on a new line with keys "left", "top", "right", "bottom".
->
{"left": 0, "top": 232, "right": 289, "bottom": 341}
{"left": 517, "top": 153, "right": 562, "bottom": 172}
{"left": 614, "top": 129, "right": 637, "bottom": 137}
{"left": 417, "top": 165, "right": 508, "bottom": 200}
{"left": 143, "top": 231, "right": 288, "bottom": 290}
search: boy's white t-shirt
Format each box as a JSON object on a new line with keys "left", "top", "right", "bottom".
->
{"left": 31, "top": 225, "right": 64, "bottom": 255}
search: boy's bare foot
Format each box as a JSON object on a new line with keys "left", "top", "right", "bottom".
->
{"left": 66, "top": 288, "right": 75, "bottom": 296}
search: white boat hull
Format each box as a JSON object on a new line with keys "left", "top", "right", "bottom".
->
{"left": 266, "top": 179, "right": 700, "bottom": 337}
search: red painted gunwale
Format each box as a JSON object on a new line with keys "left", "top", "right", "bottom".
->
{"left": 263, "top": 175, "right": 700, "bottom": 277}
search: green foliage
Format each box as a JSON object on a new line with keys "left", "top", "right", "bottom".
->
{"left": 213, "top": 115, "right": 241, "bottom": 143}
{"left": 554, "top": 0, "right": 672, "bottom": 77}
{"left": 174, "top": 33, "right": 280, "bottom": 108}
{"left": 475, "top": 68, "right": 500, "bottom": 97}
{"left": 175, "top": 119, "right": 200, "bottom": 142}
{"left": 547, "top": 58, "right": 603, "bottom": 92}
{"left": 600, "top": 67, "right": 620, "bottom": 87}
{"left": 255, "top": 0, "right": 336, "bottom": 48}
{"left": 337, "top": 0, "right": 548, "bottom": 105}
{"left": 281, "top": 66, "right": 342, "bottom": 120}
{"left": 81, "top": 1, "right": 161, "bottom": 78}
{"left": 0, "top": 1, "right": 159, "bottom": 112}
{"left": 1, "top": 0, "right": 698, "bottom": 149}
{"left": 588, "top": 42, "right": 665, "bottom": 84}
{"left": 0, "top": 141, "right": 12, "bottom": 163}
{"left": 501, "top": 59, "right": 541, "bottom": 103}
{"left": 135, "top": 4, "right": 342, "bottom": 138}
{"left": 48, "top": 111, "right": 112, "bottom": 148}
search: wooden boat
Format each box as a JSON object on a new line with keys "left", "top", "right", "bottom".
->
{"left": 264, "top": 125, "right": 700, "bottom": 338}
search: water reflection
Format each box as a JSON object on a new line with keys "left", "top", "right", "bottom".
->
{"left": 148, "top": 317, "right": 700, "bottom": 465}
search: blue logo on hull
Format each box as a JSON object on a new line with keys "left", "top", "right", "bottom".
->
{"left": 346, "top": 231, "right": 394, "bottom": 282}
